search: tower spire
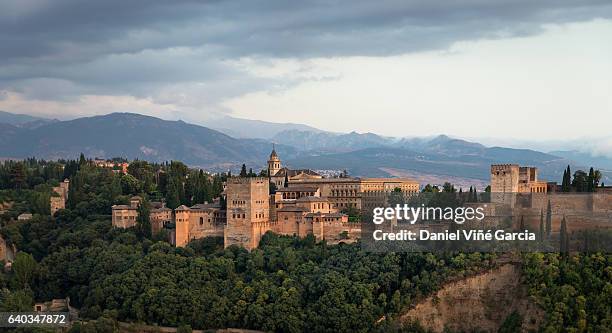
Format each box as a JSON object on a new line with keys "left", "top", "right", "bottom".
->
{"left": 268, "top": 143, "right": 281, "bottom": 176}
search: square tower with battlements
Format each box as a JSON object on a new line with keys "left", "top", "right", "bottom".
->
{"left": 225, "top": 177, "right": 270, "bottom": 250}
{"left": 491, "top": 164, "right": 520, "bottom": 193}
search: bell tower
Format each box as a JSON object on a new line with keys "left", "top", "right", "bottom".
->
{"left": 268, "top": 144, "right": 281, "bottom": 176}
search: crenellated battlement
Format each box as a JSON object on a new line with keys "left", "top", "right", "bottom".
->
{"left": 227, "top": 177, "right": 268, "bottom": 185}
{"left": 491, "top": 164, "right": 519, "bottom": 173}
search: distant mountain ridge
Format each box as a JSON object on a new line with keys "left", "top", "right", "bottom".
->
{"left": 286, "top": 145, "right": 575, "bottom": 182}
{"left": 275, "top": 130, "right": 608, "bottom": 182}
{"left": 272, "top": 130, "right": 391, "bottom": 152}
{"left": 0, "top": 112, "right": 296, "bottom": 170}
{"left": 0, "top": 110, "right": 57, "bottom": 129}
{"left": 0, "top": 111, "right": 608, "bottom": 183}
{"left": 201, "top": 115, "right": 323, "bottom": 139}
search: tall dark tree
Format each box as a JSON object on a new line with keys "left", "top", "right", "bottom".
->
{"left": 559, "top": 216, "right": 569, "bottom": 255}
{"left": 442, "top": 182, "right": 456, "bottom": 193}
{"left": 78, "top": 153, "right": 87, "bottom": 167}
{"left": 137, "top": 199, "right": 152, "bottom": 238}
{"left": 422, "top": 184, "right": 439, "bottom": 193}
{"left": 269, "top": 182, "right": 277, "bottom": 194}
{"left": 284, "top": 173, "right": 289, "bottom": 188}
{"left": 166, "top": 176, "right": 180, "bottom": 209}
{"left": 240, "top": 164, "right": 247, "bottom": 177}
{"left": 562, "top": 165, "right": 572, "bottom": 192}
{"left": 9, "top": 162, "right": 26, "bottom": 189}
{"left": 572, "top": 170, "right": 588, "bottom": 192}
{"left": 12, "top": 252, "right": 38, "bottom": 290}
{"left": 587, "top": 167, "right": 595, "bottom": 192}
{"left": 63, "top": 160, "right": 79, "bottom": 179}
{"left": 592, "top": 169, "right": 602, "bottom": 189}
{"left": 545, "top": 200, "right": 552, "bottom": 238}
{"left": 539, "top": 209, "right": 544, "bottom": 242}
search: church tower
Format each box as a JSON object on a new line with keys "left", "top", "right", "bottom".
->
{"left": 268, "top": 144, "right": 281, "bottom": 176}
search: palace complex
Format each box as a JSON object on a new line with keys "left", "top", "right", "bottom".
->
{"left": 488, "top": 164, "right": 612, "bottom": 237}
{"left": 112, "top": 148, "right": 420, "bottom": 249}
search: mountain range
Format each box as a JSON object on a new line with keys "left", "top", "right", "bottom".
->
{"left": 0, "top": 112, "right": 296, "bottom": 170}
{"left": 201, "top": 115, "right": 323, "bottom": 139}
{"left": 0, "top": 110, "right": 57, "bottom": 129}
{"left": 0, "top": 111, "right": 609, "bottom": 186}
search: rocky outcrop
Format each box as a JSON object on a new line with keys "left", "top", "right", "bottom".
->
{"left": 400, "top": 263, "right": 543, "bottom": 332}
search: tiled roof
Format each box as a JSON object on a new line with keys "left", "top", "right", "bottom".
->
{"left": 274, "top": 168, "right": 321, "bottom": 178}
{"left": 276, "top": 186, "right": 319, "bottom": 192}
{"left": 295, "top": 196, "right": 328, "bottom": 202}
{"left": 277, "top": 206, "right": 309, "bottom": 212}
{"left": 305, "top": 212, "right": 346, "bottom": 218}
{"left": 151, "top": 207, "right": 172, "bottom": 212}
{"left": 191, "top": 203, "right": 222, "bottom": 210}
{"left": 112, "top": 205, "right": 134, "bottom": 210}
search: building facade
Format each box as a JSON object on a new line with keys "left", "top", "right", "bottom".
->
{"left": 491, "top": 164, "right": 548, "bottom": 193}
{"left": 50, "top": 179, "right": 69, "bottom": 215}
{"left": 225, "top": 177, "right": 271, "bottom": 250}
{"left": 111, "top": 196, "right": 142, "bottom": 228}
{"left": 174, "top": 202, "right": 226, "bottom": 247}
{"left": 111, "top": 148, "right": 418, "bottom": 250}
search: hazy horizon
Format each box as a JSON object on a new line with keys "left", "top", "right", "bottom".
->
{"left": 4, "top": 109, "right": 612, "bottom": 162}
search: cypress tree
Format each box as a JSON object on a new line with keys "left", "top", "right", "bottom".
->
{"left": 79, "top": 153, "right": 87, "bottom": 167}
{"left": 137, "top": 199, "right": 152, "bottom": 238}
{"left": 565, "top": 165, "right": 572, "bottom": 192}
{"left": 559, "top": 216, "right": 568, "bottom": 255}
{"left": 240, "top": 164, "right": 247, "bottom": 177}
{"left": 539, "top": 209, "right": 544, "bottom": 242}
{"left": 561, "top": 169, "right": 568, "bottom": 191}
{"left": 9, "top": 162, "right": 26, "bottom": 190}
{"left": 587, "top": 167, "right": 595, "bottom": 192}
{"left": 166, "top": 177, "right": 180, "bottom": 209}
{"left": 284, "top": 173, "right": 289, "bottom": 188}
{"left": 559, "top": 216, "right": 565, "bottom": 253}
{"left": 546, "top": 200, "right": 552, "bottom": 238}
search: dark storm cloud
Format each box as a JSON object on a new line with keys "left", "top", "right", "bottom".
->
{"left": 1, "top": 0, "right": 611, "bottom": 104}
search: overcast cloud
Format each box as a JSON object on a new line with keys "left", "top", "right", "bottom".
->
{"left": 0, "top": 0, "right": 611, "bottom": 148}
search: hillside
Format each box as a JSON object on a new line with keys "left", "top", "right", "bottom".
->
{"left": 202, "top": 115, "right": 323, "bottom": 139}
{"left": 0, "top": 113, "right": 294, "bottom": 170}
{"left": 286, "top": 145, "right": 576, "bottom": 182}
{"left": 0, "top": 111, "right": 608, "bottom": 183}
{"left": 0, "top": 110, "right": 57, "bottom": 128}
{"left": 278, "top": 130, "right": 603, "bottom": 183}
{"left": 401, "top": 263, "right": 543, "bottom": 332}
{"left": 272, "top": 130, "right": 391, "bottom": 152}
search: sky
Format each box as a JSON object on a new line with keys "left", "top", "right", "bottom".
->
{"left": 0, "top": 1, "right": 611, "bottom": 145}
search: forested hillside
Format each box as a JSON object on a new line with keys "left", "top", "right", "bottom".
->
{"left": 0, "top": 158, "right": 610, "bottom": 332}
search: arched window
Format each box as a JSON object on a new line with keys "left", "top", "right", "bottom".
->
{"left": 199, "top": 217, "right": 204, "bottom": 225}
